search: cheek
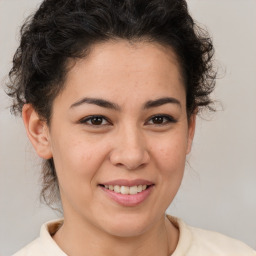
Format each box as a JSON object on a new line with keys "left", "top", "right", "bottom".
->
{"left": 151, "top": 134, "right": 188, "bottom": 202}
{"left": 51, "top": 134, "right": 108, "bottom": 187}
{"left": 51, "top": 137, "right": 110, "bottom": 208}
{"left": 53, "top": 132, "right": 101, "bottom": 166}
{"left": 53, "top": 138, "right": 115, "bottom": 203}
{"left": 149, "top": 134, "right": 188, "bottom": 210}
{"left": 153, "top": 133, "right": 188, "bottom": 172}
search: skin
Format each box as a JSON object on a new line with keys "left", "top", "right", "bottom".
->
{"left": 23, "top": 40, "right": 196, "bottom": 256}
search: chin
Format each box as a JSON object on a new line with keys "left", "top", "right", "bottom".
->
{"left": 98, "top": 212, "right": 159, "bottom": 238}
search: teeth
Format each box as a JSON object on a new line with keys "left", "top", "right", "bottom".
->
{"left": 120, "top": 186, "right": 130, "bottom": 194}
{"left": 129, "top": 186, "right": 138, "bottom": 195}
{"left": 114, "top": 185, "right": 121, "bottom": 193}
{"left": 104, "top": 184, "right": 149, "bottom": 194}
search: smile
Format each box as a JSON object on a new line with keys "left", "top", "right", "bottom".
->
{"left": 103, "top": 184, "right": 148, "bottom": 195}
{"left": 99, "top": 180, "right": 154, "bottom": 206}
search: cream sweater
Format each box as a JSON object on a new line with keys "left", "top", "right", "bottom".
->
{"left": 13, "top": 216, "right": 256, "bottom": 256}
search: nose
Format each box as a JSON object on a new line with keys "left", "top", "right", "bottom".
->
{"left": 109, "top": 126, "right": 150, "bottom": 170}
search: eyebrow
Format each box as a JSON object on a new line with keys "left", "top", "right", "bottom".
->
{"left": 70, "top": 97, "right": 181, "bottom": 110}
{"left": 70, "top": 97, "right": 120, "bottom": 110}
{"left": 143, "top": 97, "right": 181, "bottom": 109}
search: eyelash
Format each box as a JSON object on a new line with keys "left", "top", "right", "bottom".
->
{"left": 79, "top": 115, "right": 112, "bottom": 126}
{"left": 79, "top": 114, "right": 177, "bottom": 127}
{"left": 145, "top": 114, "right": 177, "bottom": 125}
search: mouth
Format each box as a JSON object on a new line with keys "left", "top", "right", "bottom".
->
{"left": 98, "top": 180, "right": 154, "bottom": 207}
{"left": 99, "top": 184, "right": 152, "bottom": 195}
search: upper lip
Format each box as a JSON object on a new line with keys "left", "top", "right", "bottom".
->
{"left": 100, "top": 179, "right": 154, "bottom": 187}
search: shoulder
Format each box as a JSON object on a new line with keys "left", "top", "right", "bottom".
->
{"left": 167, "top": 215, "right": 256, "bottom": 256}
{"left": 12, "top": 219, "right": 66, "bottom": 256}
{"left": 189, "top": 225, "right": 256, "bottom": 255}
{"left": 12, "top": 238, "right": 44, "bottom": 256}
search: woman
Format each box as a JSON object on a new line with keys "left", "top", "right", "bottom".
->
{"left": 6, "top": 0, "right": 256, "bottom": 255}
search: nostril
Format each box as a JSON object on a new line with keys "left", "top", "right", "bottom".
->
{"left": 109, "top": 142, "right": 150, "bottom": 170}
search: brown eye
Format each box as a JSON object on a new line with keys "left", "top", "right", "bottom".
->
{"left": 152, "top": 116, "right": 164, "bottom": 124}
{"left": 80, "top": 115, "right": 110, "bottom": 126}
{"left": 146, "top": 114, "right": 177, "bottom": 125}
{"left": 91, "top": 116, "right": 104, "bottom": 125}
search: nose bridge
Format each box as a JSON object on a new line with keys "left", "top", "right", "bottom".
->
{"left": 110, "top": 122, "right": 150, "bottom": 170}
{"left": 123, "top": 123, "right": 141, "bottom": 149}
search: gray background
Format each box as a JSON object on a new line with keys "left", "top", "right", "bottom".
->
{"left": 0, "top": 0, "right": 256, "bottom": 255}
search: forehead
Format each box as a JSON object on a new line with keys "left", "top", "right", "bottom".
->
{"left": 69, "top": 40, "right": 183, "bottom": 81}
{"left": 57, "top": 40, "right": 185, "bottom": 108}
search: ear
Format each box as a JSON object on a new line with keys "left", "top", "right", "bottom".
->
{"left": 22, "top": 104, "right": 52, "bottom": 159}
{"left": 186, "top": 113, "right": 196, "bottom": 154}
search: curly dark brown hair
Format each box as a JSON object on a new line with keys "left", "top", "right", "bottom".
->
{"left": 7, "top": 0, "right": 216, "bottom": 208}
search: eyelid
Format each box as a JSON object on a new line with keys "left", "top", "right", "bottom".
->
{"left": 78, "top": 114, "right": 176, "bottom": 126}
{"left": 145, "top": 114, "right": 177, "bottom": 125}
{"left": 79, "top": 115, "right": 112, "bottom": 126}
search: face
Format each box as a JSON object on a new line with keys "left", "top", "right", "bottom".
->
{"left": 26, "top": 40, "right": 195, "bottom": 237}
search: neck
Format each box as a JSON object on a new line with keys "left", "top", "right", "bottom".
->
{"left": 53, "top": 214, "right": 179, "bottom": 256}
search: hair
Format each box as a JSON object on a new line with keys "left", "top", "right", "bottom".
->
{"left": 7, "top": 0, "right": 216, "bottom": 208}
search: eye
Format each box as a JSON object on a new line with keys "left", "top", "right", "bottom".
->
{"left": 146, "top": 114, "right": 177, "bottom": 125}
{"left": 79, "top": 115, "right": 111, "bottom": 126}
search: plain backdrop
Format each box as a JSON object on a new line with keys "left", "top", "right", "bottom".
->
{"left": 0, "top": 0, "right": 256, "bottom": 255}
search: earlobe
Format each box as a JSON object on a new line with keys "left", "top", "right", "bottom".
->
{"left": 186, "top": 113, "right": 196, "bottom": 154}
{"left": 22, "top": 104, "right": 52, "bottom": 159}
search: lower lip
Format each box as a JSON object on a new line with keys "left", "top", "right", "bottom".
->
{"left": 100, "top": 186, "right": 154, "bottom": 207}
